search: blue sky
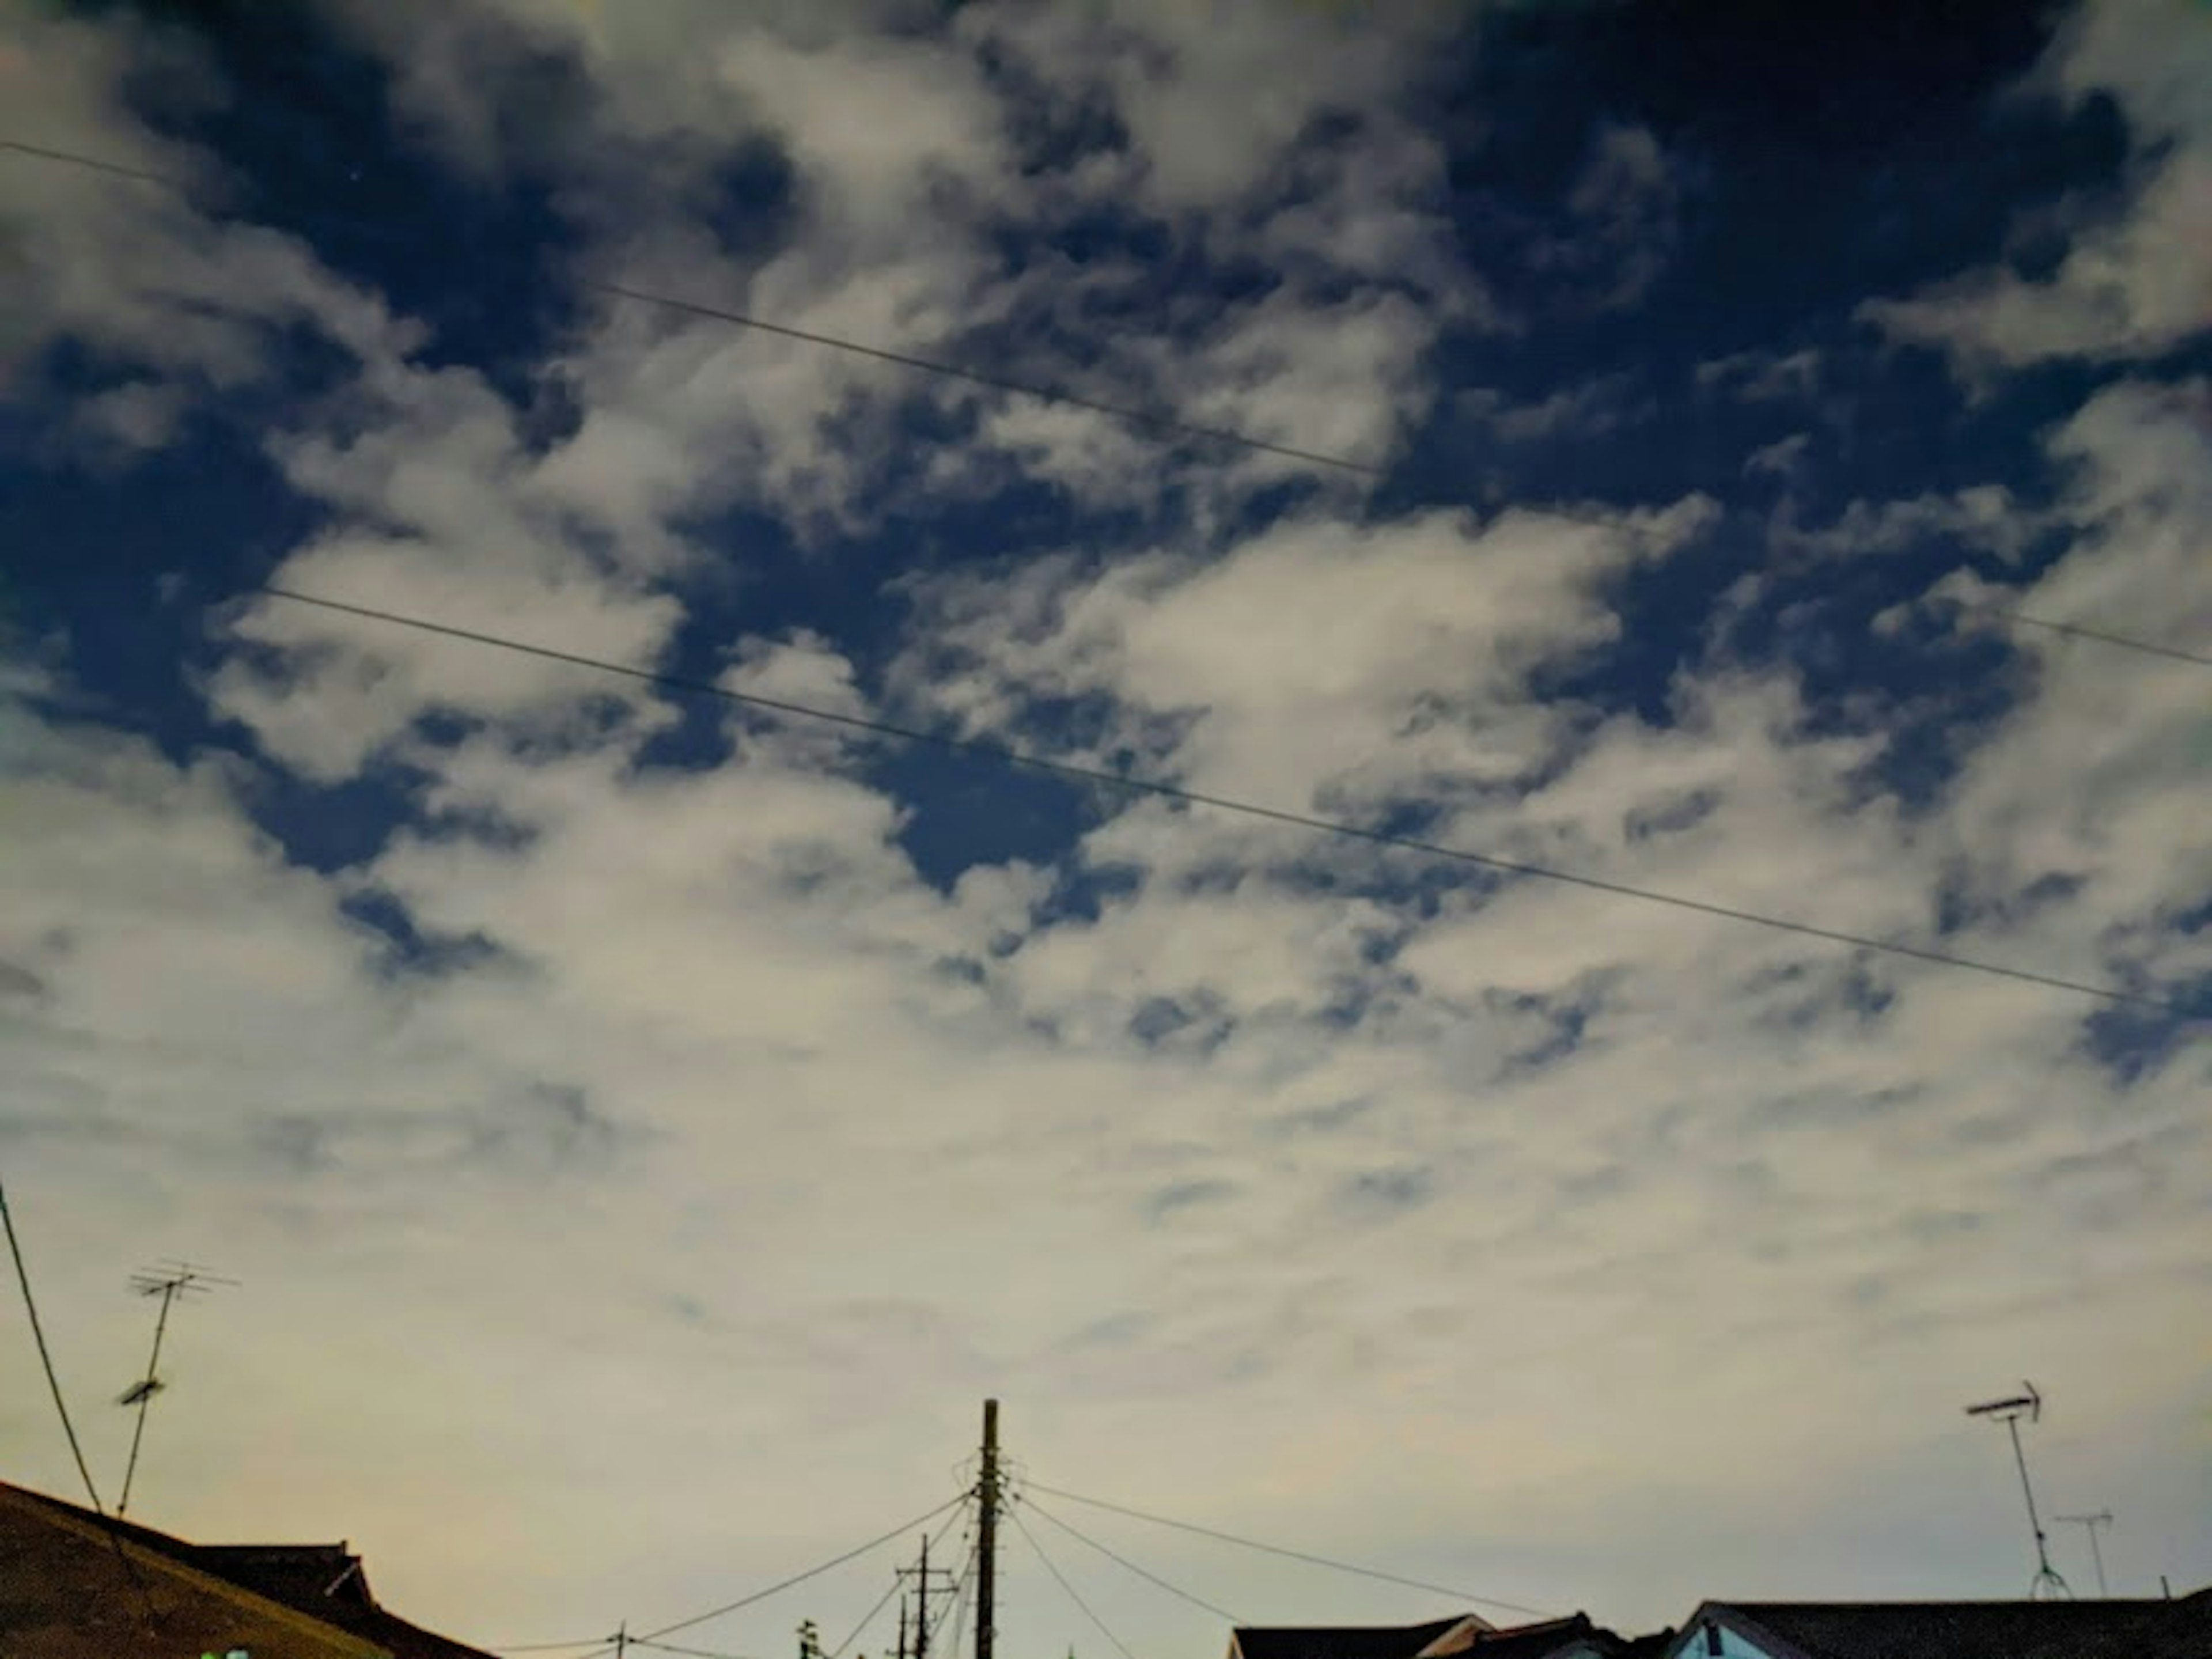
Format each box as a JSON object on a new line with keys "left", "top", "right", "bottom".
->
{"left": 3, "top": 0, "right": 2210, "bottom": 1650}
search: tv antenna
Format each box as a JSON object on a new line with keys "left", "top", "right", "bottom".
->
{"left": 116, "top": 1260, "right": 237, "bottom": 1517}
{"left": 1964, "top": 1382, "right": 2070, "bottom": 1600}
{"left": 2055, "top": 1509, "right": 2115, "bottom": 1598}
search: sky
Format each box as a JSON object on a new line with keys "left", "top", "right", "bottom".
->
{"left": 2, "top": 0, "right": 2210, "bottom": 1652}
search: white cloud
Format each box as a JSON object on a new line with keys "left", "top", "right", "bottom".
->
{"left": 6, "top": 4, "right": 2212, "bottom": 1653}
{"left": 0, "top": 2, "right": 419, "bottom": 427}
{"left": 1552, "top": 122, "right": 1683, "bottom": 309}
{"left": 1861, "top": 0, "right": 2212, "bottom": 372}
{"left": 1694, "top": 346, "right": 1824, "bottom": 403}
{"left": 1743, "top": 431, "right": 1811, "bottom": 480}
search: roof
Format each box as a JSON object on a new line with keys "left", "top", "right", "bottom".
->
{"left": 1464, "top": 1615, "right": 1603, "bottom": 1656}
{"left": 1690, "top": 1593, "right": 2212, "bottom": 1659}
{"left": 0, "top": 1481, "right": 381, "bottom": 1659}
{"left": 1235, "top": 1616, "right": 1485, "bottom": 1659}
{"left": 1234, "top": 1615, "right": 1654, "bottom": 1659}
{"left": 0, "top": 1477, "right": 499, "bottom": 1659}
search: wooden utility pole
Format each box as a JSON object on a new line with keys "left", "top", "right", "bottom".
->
{"left": 976, "top": 1400, "right": 1000, "bottom": 1659}
{"left": 916, "top": 1533, "right": 934, "bottom": 1659}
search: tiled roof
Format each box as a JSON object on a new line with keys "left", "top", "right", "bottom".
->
{"left": 1706, "top": 1594, "right": 2212, "bottom": 1659}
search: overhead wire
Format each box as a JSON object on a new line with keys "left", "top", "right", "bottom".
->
{"left": 919, "top": 1536, "right": 979, "bottom": 1656}
{"left": 1022, "top": 1496, "right": 1240, "bottom": 1623}
{"left": 254, "top": 586, "right": 2195, "bottom": 1017}
{"left": 826, "top": 1496, "right": 971, "bottom": 1659}
{"left": 1021, "top": 1482, "right": 1553, "bottom": 1623}
{"left": 1975, "top": 607, "right": 2212, "bottom": 671}
{"left": 0, "top": 136, "right": 1374, "bottom": 480}
{"left": 1009, "top": 1505, "right": 1138, "bottom": 1659}
{"left": 635, "top": 1491, "right": 971, "bottom": 1645}
{"left": 632, "top": 1639, "right": 780, "bottom": 1659}
{"left": 0, "top": 1180, "right": 160, "bottom": 1627}
{"left": 2, "top": 134, "right": 2209, "bottom": 672}
{"left": 942, "top": 1528, "right": 979, "bottom": 1659}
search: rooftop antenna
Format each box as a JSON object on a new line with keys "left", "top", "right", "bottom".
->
{"left": 1964, "top": 1381, "right": 2069, "bottom": 1600}
{"left": 116, "top": 1260, "right": 236, "bottom": 1517}
{"left": 2055, "top": 1510, "right": 2115, "bottom": 1598}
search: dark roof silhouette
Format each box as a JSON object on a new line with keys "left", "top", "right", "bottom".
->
{"left": 0, "top": 1477, "right": 497, "bottom": 1659}
{"left": 1234, "top": 1613, "right": 1666, "bottom": 1659}
{"left": 1234, "top": 1616, "right": 1479, "bottom": 1659}
{"left": 1694, "top": 1593, "right": 2212, "bottom": 1659}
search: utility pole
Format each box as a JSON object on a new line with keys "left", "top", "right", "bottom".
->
{"left": 2056, "top": 1511, "right": 2115, "bottom": 1597}
{"left": 117, "top": 1262, "right": 235, "bottom": 1518}
{"left": 1965, "top": 1383, "right": 2069, "bottom": 1601}
{"left": 899, "top": 1531, "right": 955, "bottom": 1659}
{"left": 976, "top": 1400, "right": 1000, "bottom": 1659}
{"left": 614, "top": 1622, "right": 628, "bottom": 1658}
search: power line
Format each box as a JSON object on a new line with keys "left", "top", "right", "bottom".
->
{"left": 0, "top": 1181, "right": 159, "bottom": 1627}
{"left": 8, "top": 133, "right": 2210, "bottom": 671}
{"left": 1022, "top": 1497, "right": 1240, "bottom": 1624}
{"left": 256, "top": 586, "right": 2195, "bottom": 1017}
{"left": 1976, "top": 608, "right": 2212, "bottom": 671}
{"left": 942, "top": 1533, "right": 980, "bottom": 1659}
{"left": 497, "top": 1643, "right": 629, "bottom": 1655}
{"left": 0, "top": 135, "right": 196, "bottom": 191}
{"left": 919, "top": 1540, "right": 980, "bottom": 1655}
{"left": 828, "top": 1500, "right": 969, "bottom": 1659}
{"left": 589, "top": 283, "right": 1381, "bottom": 478}
{"left": 0, "top": 135, "right": 1375, "bottom": 480}
{"left": 632, "top": 1640, "right": 779, "bottom": 1659}
{"left": 1009, "top": 1506, "right": 1137, "bottom": 1659}
{"left": 1022, "top": 1482, "right": 1552, "bottom": 1623}
{"left": 636, "top": 1493, "right": 971, "bottom": 1645}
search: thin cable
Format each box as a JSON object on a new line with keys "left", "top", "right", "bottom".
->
{"left": 256, "top": 586, "right": 2195, "bottom": 1017}
{"left": 497, "top": 1644, "right": 628, "bottom": 1655}
{"left": 1023, "top": 1483, "right": 1552, "bottom": 1622}
{"left": 1022, "top": 1497, "right": 1240, "bottom": 1623}
{"left": 1009, "top": 1506, "right": 1137, "bottom": 1659}
{"left": 0, "top": 135, "right": 1374, "bottom": 481}
{"left": 587, "top": 282, "right": 1381, "bottom": 477}
{"left": 12, "top": 135, "right": 2212, "bottom": 669}
{"left": 827, "top": 1498, "right": 969, "bottom": 1659}
{"left": 638, "top": 1493, "right": 969, "bottom": 1645}
{"left": 825, "top": 1575, "right": 906, "bottom": 1659}
{"left": 920, "top": 1539, "right": 979, "bottom": 1653}
{"left": 1979, "top": 609, "right": 2212, "bottom": 671}
{"left": 942, "top": 1535, "right": 979, "bottom": 1659}
{"left": 633, "top": 1641, "right": 779, "bottom": 1659}
{"left": 0, "top": 135, "right": 196, "bottom": 191}
{"left": 0, "top": 1181, "right": 159, "bottom": 1625}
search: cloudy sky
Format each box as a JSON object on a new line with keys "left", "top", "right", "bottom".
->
{"left": 3, "top": 0, "right": 2210, "bottom": 1651}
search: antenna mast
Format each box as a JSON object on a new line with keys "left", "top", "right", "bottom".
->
{"left": 1964, "top": 1381, "right": 2069, "bottom": 1601}
{"left": 117, "top": 1260, "right": 235, "bottom": 1517}
{"left": 2055, "top": 1510, "right": 2115, "bottom": 1598}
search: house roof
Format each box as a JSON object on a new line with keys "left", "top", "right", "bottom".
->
{"left": 1235, "top": 1615, "right": 1483, "bottom": 1659}
{"left": 0, "top": 1480, "right": 382, "bottom": 1659}
{"left": 1235, "top": 1614, "right": 1653, "bottom": 1659}
{"left": 1463, "top": 1615, "right": 1602, "bottom": 1655}
{"left": 0, "top": 1477, "right": 499, "bottom": 1659}
{"left": 1693, "top": 1592, "right": 2212, "bottom": 1659}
